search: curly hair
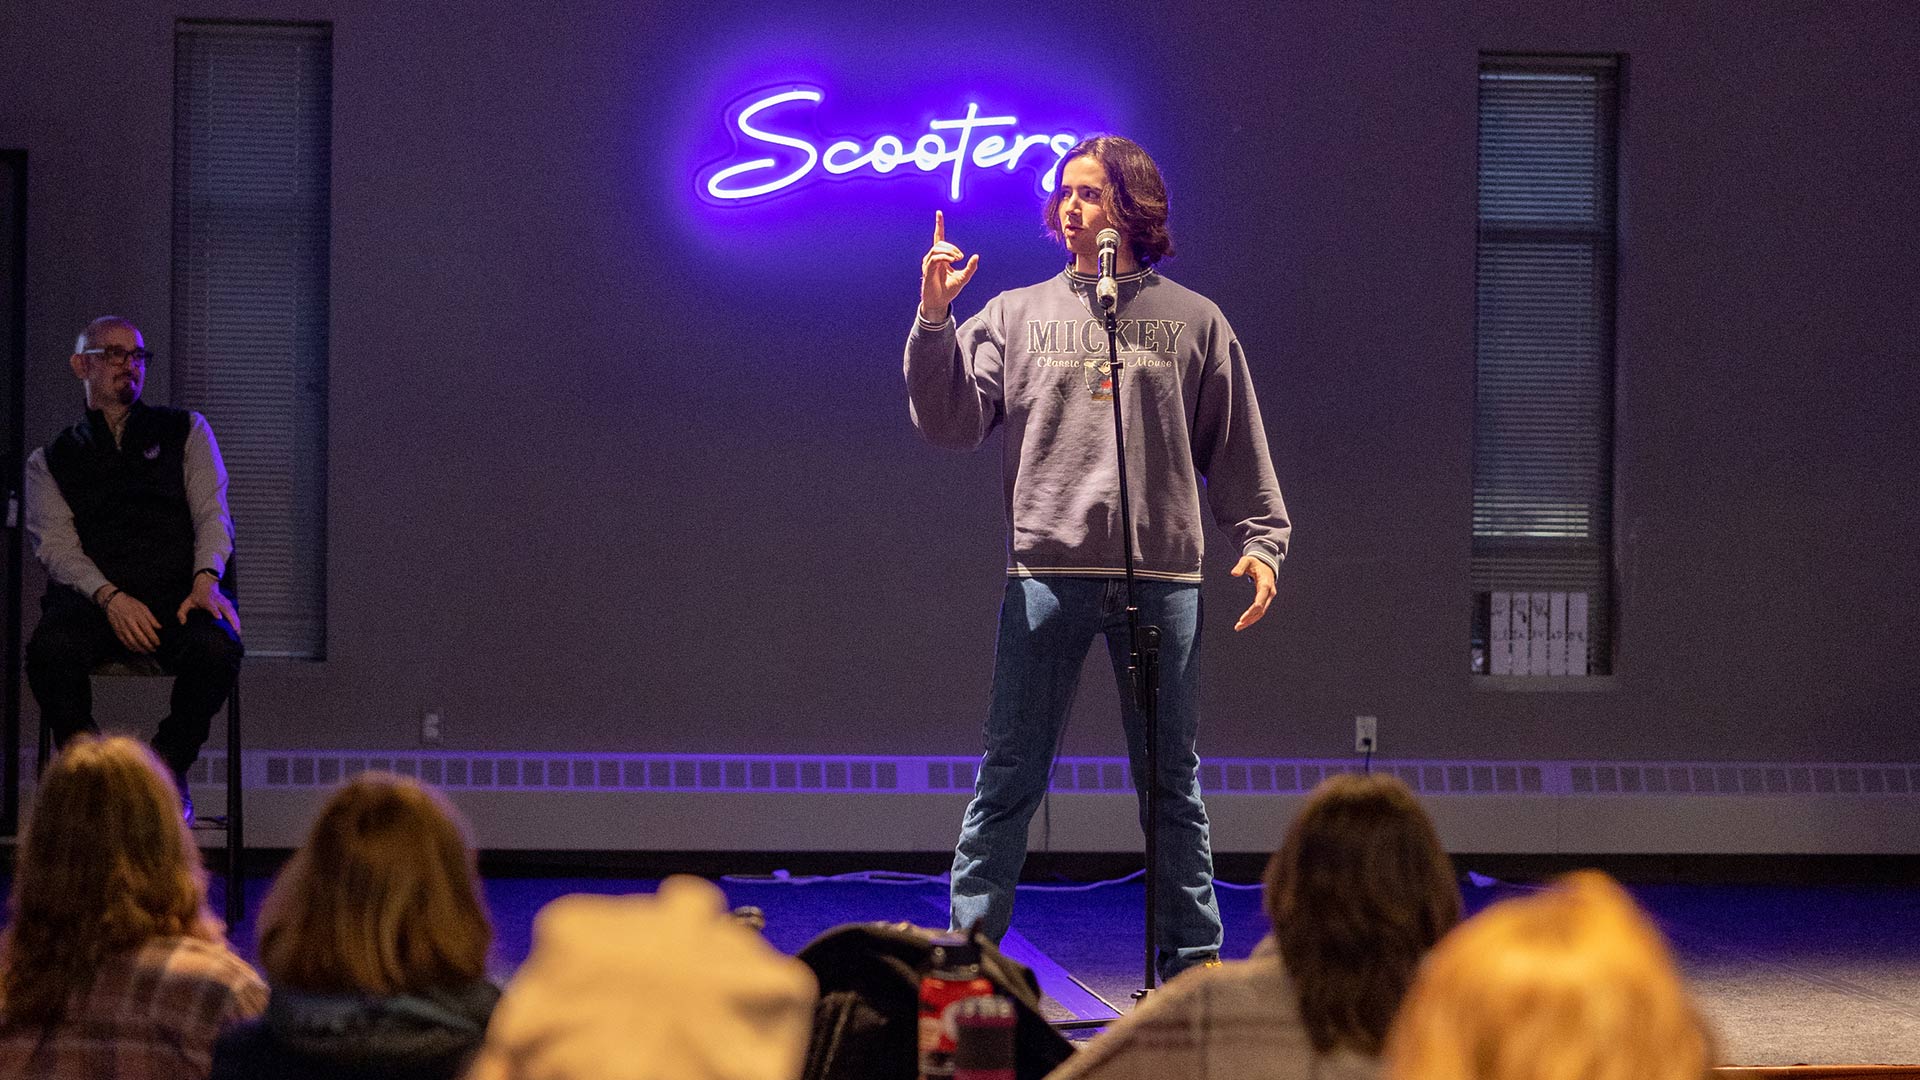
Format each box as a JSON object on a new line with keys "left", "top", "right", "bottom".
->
{"left": 258, "top": 772, "right": 492, "bottom": 996}
{"left": 1384, "top": 871, "right": 1716, "bottom": 1080}
{"left": 1264, "top": 773, "right": 1460, "bottom": 1055}
{"left": 0, "top": 736, "right": 218, "bottom": 1024}
{"left": 1043, "top": 135, "right": 1175, "bottom": 266}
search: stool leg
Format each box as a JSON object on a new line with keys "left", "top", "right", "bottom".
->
{"left": 224, "top": 682, "right": 243, "bottom": 927}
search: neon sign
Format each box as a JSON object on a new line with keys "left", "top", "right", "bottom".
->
{"left": 700, "top": 86, "right": 1082, "bottom": 205}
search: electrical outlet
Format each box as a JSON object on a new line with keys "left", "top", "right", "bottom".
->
{"left": 421, "top": 709, "right": 443, "bottom": 746}
{"left": 1355, "top": 715, "right": 1378, "bottom": 755}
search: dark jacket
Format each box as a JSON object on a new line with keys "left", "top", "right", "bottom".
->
{"left": 207, "top": 979, "right": 499, "bottom": 1080}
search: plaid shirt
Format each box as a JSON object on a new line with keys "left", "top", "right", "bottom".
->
{"left": 0, "top": 935, "right": 267, "bottom": 1080}
{"left": 1047, "top": 938, "right": 1379, "bottom": 1080}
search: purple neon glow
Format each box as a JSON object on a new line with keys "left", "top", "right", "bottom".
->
{"left": 697, "top": 83, "right": 1092, "bottom": 206}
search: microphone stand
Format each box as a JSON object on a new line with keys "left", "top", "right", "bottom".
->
{"left": 1100, "top": 293, "right": 1163, "bottom": 999}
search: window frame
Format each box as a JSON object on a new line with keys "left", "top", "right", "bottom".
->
{"left": 1471, "top": 54, "right": 1623, "bottom": 681}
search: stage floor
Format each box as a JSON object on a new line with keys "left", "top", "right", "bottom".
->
{"left": 471, "top": 872, "right": 1920, "bottom": 1065}
{"left": 11, "top": 869, "right": 1918, "bottom": 1066}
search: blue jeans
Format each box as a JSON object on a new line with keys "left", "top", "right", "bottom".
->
{"left": 950, "top": 576, "right": 1222, "bottom": 980}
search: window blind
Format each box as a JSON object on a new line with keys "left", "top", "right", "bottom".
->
{"left": 1473, "top": 57, "right": 1619, "bottom": 674}
{"left": 172, "top": 21, "right": 331, "bottom": 659}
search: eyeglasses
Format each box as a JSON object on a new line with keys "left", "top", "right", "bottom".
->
{"left": 80, "top": 346, "right": 154, "bottom": 365}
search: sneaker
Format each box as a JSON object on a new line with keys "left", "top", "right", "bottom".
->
{"left": 173, "top": 770, "right": 195, "bottom": 827}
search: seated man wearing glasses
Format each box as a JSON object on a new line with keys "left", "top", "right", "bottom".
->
{"left": 23, "top": 316, "right": 242, "bottom": 823}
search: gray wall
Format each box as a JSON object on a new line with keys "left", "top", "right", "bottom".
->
{"left": 4, "top": 1, "right": 1916, "bottom": 847}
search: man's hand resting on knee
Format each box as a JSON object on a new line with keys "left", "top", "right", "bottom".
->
{"left": 96, "top": 586, "right": 162, "bottom": 654}
{"left": 176, "top": 573, "right": 242, "bottom": 634}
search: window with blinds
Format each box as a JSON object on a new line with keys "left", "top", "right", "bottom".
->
{"left": 1471, "top": 56, "right": 1619, "bottom": 678}
{"left": 172, "top": 21, "right": 331, "bottom": 659}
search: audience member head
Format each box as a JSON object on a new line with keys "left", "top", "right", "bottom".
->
{"left": 1, "top": 735, "right": 217, "bottom": 1023}
{"left": 467, "top": 875, "right": 817, "bottom": 1080}
{"left": 1384, "top": 870, "right": 1715, "bottom": 1080}
{"left": 1263, "top": 772, "right": 1460, "bottom": 1055}
{"left": 257, "top": 771, "right": 491, "bottom": 996}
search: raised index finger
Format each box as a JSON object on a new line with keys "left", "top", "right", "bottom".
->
{"left": 934, "top": 209, "right": 945, "bottom": 244}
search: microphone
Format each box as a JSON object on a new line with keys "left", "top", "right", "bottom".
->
{"left": 1095, "top": 229, "right": 1120, "bottom": 311}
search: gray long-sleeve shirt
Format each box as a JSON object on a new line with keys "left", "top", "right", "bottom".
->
{"left": 905, "top": 267, "right": 1290, "bottom": 582}
{"left": 24, "top": 410, "right": 233, "bottom": 601}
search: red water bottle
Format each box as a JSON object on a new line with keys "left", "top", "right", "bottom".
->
{"left": 918, "top": 932, "right": 995, "bottom": 1080}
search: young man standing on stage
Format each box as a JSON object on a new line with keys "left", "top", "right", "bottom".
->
{"left": 904, "top": 136, "right": 1291, "bottom": 979}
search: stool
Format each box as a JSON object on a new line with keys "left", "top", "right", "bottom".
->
{"left": 35, "top": 651, "right": 245, "bottom": 927}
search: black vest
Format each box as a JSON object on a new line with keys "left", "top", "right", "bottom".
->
{"left": 43, "top": 402, "right": 197, "bottom": 604}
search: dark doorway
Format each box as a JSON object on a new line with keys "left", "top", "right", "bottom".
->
{"left": 2, "top": 150, "right": 25, "bottom": 836}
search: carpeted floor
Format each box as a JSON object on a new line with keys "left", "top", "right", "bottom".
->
{"left": 1637, "top": 884, "right": 1920, "bottom": 1066}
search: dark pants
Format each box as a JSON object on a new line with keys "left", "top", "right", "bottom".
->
{"left": 25, "top": 585, "right": 243, "bottom": 776}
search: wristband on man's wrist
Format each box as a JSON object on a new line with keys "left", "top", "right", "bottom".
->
{"left": 194, "top": 567, "right": 221, "bottom": 582}
{"left": 98, "top": 586, "right": 120, "bottom": 608}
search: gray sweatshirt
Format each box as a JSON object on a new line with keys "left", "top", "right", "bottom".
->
{"left": 905, "top": 266, "right": 1290, "bottom": 583}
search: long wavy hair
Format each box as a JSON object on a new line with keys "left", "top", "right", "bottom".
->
{"left": 1264, "top": 773, "right": 1460, "bottom": 1055}
{"left": 0, "top": 736, "right": 219, "bottom": 1024}
{"left": 258, "top": 772, "right": 491, "bottom": 996}
{"left": 1384, "top": 871, "right": 1715, "bottom": 1080}
{"left": 1043, "top": 135, "right": 1176, "bottom": 266}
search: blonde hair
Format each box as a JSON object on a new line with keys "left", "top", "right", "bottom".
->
{"left": 1, "top": 736, "right": 218, "bottom": 1023}
{"left": 1384, "top": 871, "right": 1715, "bottom": 1080}
{"left": 258, "top": 772, "right": 491, "bottom": 995}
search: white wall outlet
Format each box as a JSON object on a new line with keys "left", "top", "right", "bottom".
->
{"left": 421, "top": 709, "right": 443, "bottom": 746}
{"left": 1355, "top": 715, "right": 1378, "bottom": 755}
